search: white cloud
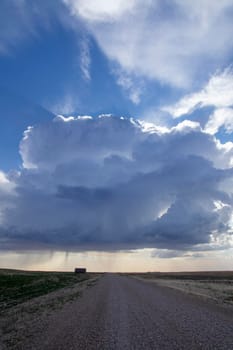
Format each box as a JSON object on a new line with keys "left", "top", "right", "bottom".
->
{"left": 64, "top": 0, "right": 233, "bottom": 88}
{"left": 0, "top": 171, "right": 15, "bottom": 193}
{"left": 19, "top": 115, "right": 142, "bottom": 172}
{"left": 0, "top": 115, "right": 233, "bottom": 253}
{"left": 164, "top": 68, "right": 233, "bottom": 118}
{"left": 115, "top": 71, "right": 143, "bottom": 104}
{"left": 205, "top": 108, "right": 233, "bottom": 135}
{"left": 0, "top": 171, "right": 16, "bottom": 224}
{"left": 2, "top": 1, "right": 233, "bottom": 106}
{"left": 80, "top": 37, "right": 91, "bottom": 81}
{"left": 0, "top": 171, "right": 10, "bottom": 185}
{"left": 63, "top": 0, "right": 139, "bottom": 22}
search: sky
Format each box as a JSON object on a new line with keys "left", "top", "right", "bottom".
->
{"left": 0, "top": 0, "right": 233, "bottom": 272}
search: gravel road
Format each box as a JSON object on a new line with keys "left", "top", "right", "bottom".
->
{"left": 16, "top": 274, "right": 233, "bottom": 350}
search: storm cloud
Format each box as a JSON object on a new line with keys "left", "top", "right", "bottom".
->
{"left": 0, "top": 115, "right": 233, "bottom": 253}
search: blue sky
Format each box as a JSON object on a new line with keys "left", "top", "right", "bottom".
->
{"left": 0, "top": 0, "right": 233, "bottom": 271}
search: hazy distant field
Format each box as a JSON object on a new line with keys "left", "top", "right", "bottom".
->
{"left": 0, "top": 269, "right": 94, "bottom": 312}
{"left": 129, "top": 271, "right": 233, "bottom": 304}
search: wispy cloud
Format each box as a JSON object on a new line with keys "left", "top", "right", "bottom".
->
{"left": 205, "top": 108, "right": 233, "bottom": 135}
{"left": 80, "top": 37, "right": 91, "bottom": 81}
{"left": 2, "top": 1, "right": 233, "bottom": 107}
{"left": 64, "top": 0, "right": 233, "bottom": 89}
{"left": 50, "top": 94, "right": 79, "bottom": 115}
{"left": 63, "top": 0, "right": 138, "bottom": 22}
{"left": 115, "top": 71, "right": 143, "bottom": 104}
{"left": 164, "top": 67, "right": 233, "bottom": 118}
{"left": 0, "top": 1, "right": 64, "bottom": 55}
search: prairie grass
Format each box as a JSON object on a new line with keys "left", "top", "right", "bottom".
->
{"left": 0, "top": 269, "right": 90, "bottom": 312}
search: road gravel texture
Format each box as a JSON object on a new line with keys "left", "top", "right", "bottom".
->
{"left": 4, "top": 274, "right": 233, "bottom": 350}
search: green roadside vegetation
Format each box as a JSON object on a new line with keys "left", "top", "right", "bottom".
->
{"left": 0, "top": 269, "right": 91, "bottom": 312}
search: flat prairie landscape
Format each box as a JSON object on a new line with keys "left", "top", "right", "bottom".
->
{"left": 0, "top": 270, "right": 233, "bottom": 349}
{"left": 128, "top": 271, "right": 233, "bottom": 304}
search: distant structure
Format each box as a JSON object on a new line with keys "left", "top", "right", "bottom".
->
{"left": 74, "top": 267, "right": 86, "bottom": 273}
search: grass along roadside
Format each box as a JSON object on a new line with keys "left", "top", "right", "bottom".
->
{"left": 0, "top": 272, "right": 101, "bottom": 350}
{"left": 0, "top": 269, "right": 98, "bottom": 312}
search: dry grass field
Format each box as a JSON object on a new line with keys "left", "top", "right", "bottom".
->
{"left": 129, "top": 271, "right": 233, "bottom": 305}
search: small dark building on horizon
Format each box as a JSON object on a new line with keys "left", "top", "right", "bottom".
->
{"left": 74, "top": 267, "right": 86, "bottom": 273}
